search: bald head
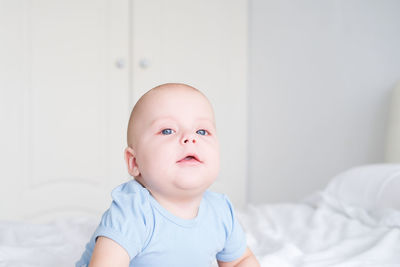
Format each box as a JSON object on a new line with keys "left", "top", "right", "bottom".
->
{"left": 127, "top": 83, "right": 214, "bottom": 148}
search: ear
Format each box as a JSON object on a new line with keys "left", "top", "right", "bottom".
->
{"left": 124, "top": 147, "right": 140, "bottom": 177}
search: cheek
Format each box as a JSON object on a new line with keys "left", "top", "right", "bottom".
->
{"left": 139, "top": 142, "right": 177, "bottom": 170}
{"left": 209, "top": 139, "right": 220, "bottom": 158}
{"left": 210, "top": 153, "right": 220, "bottom": 174}
{"left": 205, "top": 143, "right": 220, "bottom": 172}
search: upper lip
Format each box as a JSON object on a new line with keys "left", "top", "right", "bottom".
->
{"left": 177, "top": 153, "right": 202, "bottom": 163}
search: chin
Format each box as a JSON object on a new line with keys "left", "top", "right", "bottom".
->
{"left": 175, "top": 175, "right": 216, "bottom": 193}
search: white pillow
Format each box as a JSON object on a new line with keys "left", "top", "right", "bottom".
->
{"left": 324, "top": 164, "right": 400, "bottom": 210}
{"left": 320, "top": 164, "right": 400, "bottom": 227}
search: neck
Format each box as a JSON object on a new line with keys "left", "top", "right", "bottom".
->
{"left": 150, "top": 191, "right": 203, "bottom": 219}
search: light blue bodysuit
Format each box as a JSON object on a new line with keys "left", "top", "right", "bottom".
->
{"left": 76, "top": 180, "right": 246, "bottom": 267}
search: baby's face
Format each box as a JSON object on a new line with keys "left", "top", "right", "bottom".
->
{"left": 130, "top": 86, "right": 220, "bottom": 199}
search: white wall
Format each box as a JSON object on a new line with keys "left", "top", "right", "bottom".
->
{"left": 248, "top": 0, "right": 400, "bottom": 203}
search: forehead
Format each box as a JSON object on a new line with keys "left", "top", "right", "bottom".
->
{"left": 139, "top": 88, "right": 215, "bottom": 123}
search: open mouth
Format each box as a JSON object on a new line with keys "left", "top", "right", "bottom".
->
{"left": 177, "top": 154, "right": 202, "bottom": 163}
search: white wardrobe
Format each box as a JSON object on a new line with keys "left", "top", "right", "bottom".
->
{"left": 0, "top": 0, "right": 247, "bottom": 222}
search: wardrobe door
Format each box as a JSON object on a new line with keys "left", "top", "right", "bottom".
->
{"left": 0, "top": 0, "right": 130, "bottom": 222}
{"left": 131, "top": 0, "right": 248, "bottom": 207}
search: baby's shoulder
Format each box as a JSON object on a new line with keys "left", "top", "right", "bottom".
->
{"left": 112, "top": 179, "right": 149, "bottom": 199}
{"left": 108, "top": 180, "right": 154, "bottom": 221}
{"left": 94, "top": 180, "right": 154, "bottom": 258}
{"left": 203, "top": 191, "right": 235, "bottom": 217}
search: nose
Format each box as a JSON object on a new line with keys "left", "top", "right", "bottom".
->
{"left": 181, "top": 133, "right": 197, "bottom": 144}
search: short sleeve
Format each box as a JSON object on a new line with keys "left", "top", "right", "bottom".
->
{"left": 216, "top": 195, "right": 247, "bottom": 262}
{"left": 93, "top": 182, "right": 153, "bottom": 259}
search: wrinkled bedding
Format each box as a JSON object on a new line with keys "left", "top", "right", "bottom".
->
{"left": 1, "top": 199, "right": 399, "bottom": 267}
{"left": 0, "top": 217, "right": 98, "bottom": 267}
{"left": 1, "top": 164, "right": 400, "bottom": 267}
{"left": 241, "top": 164, "right": 400, "bottom": 267}
{"left": 239, "top": 195, "right": 400, "bottom": 267}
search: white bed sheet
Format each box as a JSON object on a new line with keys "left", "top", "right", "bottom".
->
{"left": 1, "top": 165, "right": 400, "bottom": 267}
{"left": 0, "top": 217, "right": 98, "bottom": 267}
{"left": 1, "top": 198, "right": 399, "bottom": 267}
{"left": 239, "top": 164, "right": 400, "bottom": 267}
{"left": 239, "top": 194, "right": 400, "bottom": 267}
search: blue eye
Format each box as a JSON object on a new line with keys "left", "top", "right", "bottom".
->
{"left": 196, "top": 129, "right": 208, "bottom": 136}
{"left": 161, "top": 129, "right": 174, "bottom": 135}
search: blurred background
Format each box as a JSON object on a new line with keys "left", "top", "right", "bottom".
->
{"left": 1, "top": 0, "right": 400, "bottom": 222}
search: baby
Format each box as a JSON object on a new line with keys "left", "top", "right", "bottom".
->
{"left": 76, "top": 83, "right": 259, "bottom": 267}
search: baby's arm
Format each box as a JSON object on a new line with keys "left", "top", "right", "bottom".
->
{"left": 217, "top": 247, "right": 260, "bottom": 267}
{"left": 88, "top": 236, "right": 130, "bottom": 267}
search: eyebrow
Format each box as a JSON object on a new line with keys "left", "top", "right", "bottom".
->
{"left": 149, "top": 116, "right": 174, "bottom": 127}
{"left": 150, "top": 116, "right": 215, "bottom": 127}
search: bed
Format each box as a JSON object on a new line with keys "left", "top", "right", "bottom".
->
{"left": 2, "top": 83, "right": 400, "bottom": 266}
{"left": 1, "top": 164, "right": 400, "bottom": 267}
